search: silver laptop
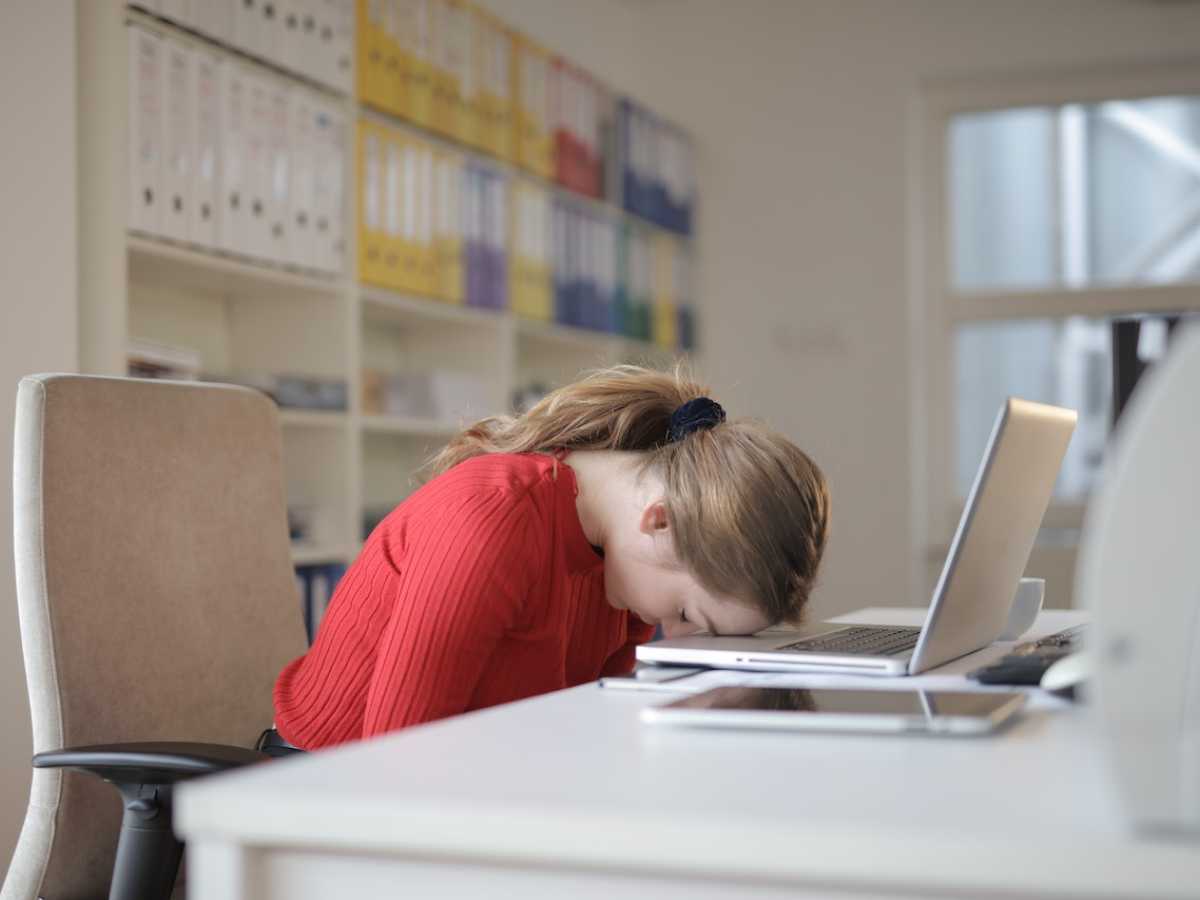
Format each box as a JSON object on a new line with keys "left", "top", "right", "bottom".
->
{"left": 636, "top": 397, "right": 1077, "bottom": 676}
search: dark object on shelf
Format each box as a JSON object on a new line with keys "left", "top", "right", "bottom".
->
{"left": 363, "top": 505, "right": 395, "bottom": 539}
{"left": 203, "top": 372, "right": 349, "bottom": 411}
{"left": 288, "top": 505, "right": 315, "bottom": 542}
{"left": 295, "top": 562, "right": 347, "bottom": 644}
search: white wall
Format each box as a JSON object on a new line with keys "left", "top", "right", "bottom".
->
{"left": 0, "top": 0, "right": 78, "bottom": 876}
{"left": 489, "top": 0, "right": 1200, "bottom": 620}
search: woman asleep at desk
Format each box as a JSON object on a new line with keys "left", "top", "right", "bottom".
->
{"left": 272, "top": 365, "right": 830, "bottom": 749}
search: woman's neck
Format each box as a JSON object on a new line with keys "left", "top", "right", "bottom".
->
{"left": 561, "top": 450, "right": 650, "bottom": 551}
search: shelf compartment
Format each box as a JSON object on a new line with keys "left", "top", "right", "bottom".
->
{"left": 360, "top": 286, "right": 506, "bottom": 330}
{"left": 128, "top": 234, "right": 344, "bottom": 302}
{"left": 279, "top": 410, "right": 350, "bottom": 429}
{"left": 290, "top": 544, "right": 354, "bottom": 566}
{"left": 361, "top": 415, "right": 465, "bottom": 438}
{"left": 514, "top": 317, "right": 626, "bottom": 354}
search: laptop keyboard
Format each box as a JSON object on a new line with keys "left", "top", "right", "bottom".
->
{"left": 777, "top": 625, "right": 921, "bottom": 657}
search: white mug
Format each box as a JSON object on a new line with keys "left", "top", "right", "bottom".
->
{"left": 998, "top": 577, "right": 1046, "bottom": 641}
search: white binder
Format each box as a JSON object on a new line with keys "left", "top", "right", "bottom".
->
{"left": 331, "top": 0, "right": 355, "bottom": 93}
{"left": 218, "top": 59, "right": 250, "bottom": 255}
{"left": 128, "top": 23, "right": 165, "bottom": 237}
{"left": 287, "top": 88, "right": 317, "bottom": 268}
{"left": 265, "top": 78, "right": 292, "bottom": 264}
{"left": 328, "top": 104, "right": 347, "bottom": 275}
{"left": 242, "top": 69, "right": 273, "bottom": 260}
{"left": 293, "top": 0, "right": 323, "bottom": 85}
{"left": 191, "top": 46, "right": 222, "bottom": 250}
{"left": 279, "top": 0, "right": 304, "bottom": 76}
{"left": 312, "top": 100, "right": 345, "bottom": 273}
{"left": 161, "top": 37, "right": 194, "bottom": 244}
{"left": 257, "top": 0, "right": 283, "bottom": 66}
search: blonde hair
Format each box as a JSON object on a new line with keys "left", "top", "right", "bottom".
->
{"left": 427, "top": 365, "right": 830, "bottom": 625}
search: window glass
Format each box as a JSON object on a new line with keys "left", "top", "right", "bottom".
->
{"left": 950, "top": 96, "right": 1200, "bottom": 292}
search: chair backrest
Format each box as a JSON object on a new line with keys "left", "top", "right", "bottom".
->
{"left": 4, "top": 375, "right": 308, "bottom": 900}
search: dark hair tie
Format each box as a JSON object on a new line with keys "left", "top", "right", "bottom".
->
{"left": 668, "top": 397, "right": 726, "bottom": 443}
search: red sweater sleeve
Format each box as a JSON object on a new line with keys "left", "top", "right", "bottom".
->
{"left": 361, "top": 486, "right": 543, "bottom": 737}
{"left": 599, "top": 618, "right": 657, "bottom": 677}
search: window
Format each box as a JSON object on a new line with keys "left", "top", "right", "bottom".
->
{"left": 913, "top": 64, "right": 1200, "bottom": 603}
{"left": 955, "top": 317, "right": 1109, "bottom": 500}
{"left": 950, "top": 96, "right": 1200, "bottom": 293}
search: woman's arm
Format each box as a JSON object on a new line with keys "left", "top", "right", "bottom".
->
{"left": 362, "top": 489, "right": 542, "bottom": 735}
{"left": 598, "top": 618, "right": 658, "bottom": 677}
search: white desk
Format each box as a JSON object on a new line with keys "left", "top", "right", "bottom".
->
{"left": 176, "top": 608, "right": 1199, "bottom": 899}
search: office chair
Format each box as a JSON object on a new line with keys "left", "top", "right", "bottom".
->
{"left": 3, "top": 375, "right": 309, "bottom": 900}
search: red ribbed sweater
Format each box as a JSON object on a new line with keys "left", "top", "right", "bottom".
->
{"left": 274, "top": 452, "right": 654, "bottom": 749}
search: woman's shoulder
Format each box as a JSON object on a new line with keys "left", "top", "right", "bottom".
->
{"left": 375, "top": 453, "right": 558, "bottom": 555}
{"left": 427, "top": 452, "right": 558, "bottom": 501}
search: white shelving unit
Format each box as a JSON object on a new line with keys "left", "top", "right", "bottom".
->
{"left": 79, "top": 0, "right": 686, "bottom": 569}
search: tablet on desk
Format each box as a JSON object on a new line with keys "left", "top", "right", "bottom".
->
{"left": 641, "top": 687, "right": 1026, "bottom": 735}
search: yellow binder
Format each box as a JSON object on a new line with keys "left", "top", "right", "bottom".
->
{"left": 447, "top": 0, "right": 473, "bottom": 146}
{"left": 434, "top": 148, "right": 464, "bottom": 304}
{"left": 508, "top": 180, "right": 530, "bottom": 318}
{"left": 512, "top": 33, "right": 553, "bottom": 179}
{"left": 376, "top": 0, "right": 403, "bottom": 117}
{"left": 652, "top": 232, "right": 678, "bottom": 349}
{"left": 355, "top": 0, "right": 386, "bottom": 110}
{"left": 429, "top": 0, "right": 454, "bottom": 138}
{"left": 474, "top": 11, "right": 513, "bottom": 161}
{"left": 395, "top": 0, "right": 434, "bottom": 128}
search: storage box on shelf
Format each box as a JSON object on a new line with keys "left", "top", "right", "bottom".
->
{"left": 360, "top": 286, "right": 508, "bottom": 431}
{"left": 362, "top": 368, "right": 491, "bottom": 424}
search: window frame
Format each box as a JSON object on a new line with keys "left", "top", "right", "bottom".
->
{"left": 908, "top": 59, "right": 1200, "bottom": 601}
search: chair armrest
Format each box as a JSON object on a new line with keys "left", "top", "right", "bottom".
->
{"left": 33, "top": 741, "right": 267, "bottom": 785}
{"left": 32, "top": 743, "right": 265, "bottom": 900}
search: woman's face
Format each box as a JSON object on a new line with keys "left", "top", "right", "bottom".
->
{"left": 602, "top": 501, "right": 770, "bottom": 638}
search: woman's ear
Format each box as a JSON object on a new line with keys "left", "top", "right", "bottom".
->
{"left": 638, "top": 500, "right": 670, "bottom": 536}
